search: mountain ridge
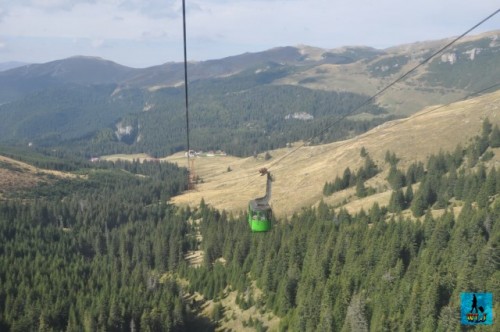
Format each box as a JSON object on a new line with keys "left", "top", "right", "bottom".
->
{"left": 0, "top": 29, "right": 498, "bottom": 157}
{"left": 0, "top": 30, "right": 500, "bottom": 97}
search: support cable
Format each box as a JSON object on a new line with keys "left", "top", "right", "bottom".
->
{"left": 266, "top": 8, "right": 500, "bottom": 171}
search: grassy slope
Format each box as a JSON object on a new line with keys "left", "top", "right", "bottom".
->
{"left": 277, "top": 56, "right": 466, "bottom": 116}
{"left": 278, "top": 30, "right": 500, "bottom": 115}
{"left": 0, "top": 155, "right": 77, "bottom": 199}
{"left": 167, "top": 89, "right": 500, "bottom": 216}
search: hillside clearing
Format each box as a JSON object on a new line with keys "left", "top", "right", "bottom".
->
{"left": 0, "top": 155, "right": 78, "bottom": 197}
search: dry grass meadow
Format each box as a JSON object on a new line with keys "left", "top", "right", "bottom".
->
{"left": 167, "top": 90, "right": 500, "bottom": 217}
{"left": 0, "top": 155, "right": 78, "bottom": 198}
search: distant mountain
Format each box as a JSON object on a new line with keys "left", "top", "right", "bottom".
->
{"left": 281, "top": 30, "right": 500, "bottom": 115}
{"left": 0, "top": 30, "right": 498, "bottom": 157}
{"left": 0, "top": 56, "right": 138, "bottom": 103}
{"left": 0, "top": 61, "right": 29, "bottom": 72}
{"left": 0, "top": 46, "right": 385, "bottom": 98}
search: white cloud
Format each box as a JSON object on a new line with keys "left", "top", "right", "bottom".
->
{"left": 91, "top": 38, "right": 104, "bottom": 48}
{"left": 32, "top": 0, "right": 74, "bottom": 9}
{"left": 1, "top": 2, "right": 177, "bottom": 41}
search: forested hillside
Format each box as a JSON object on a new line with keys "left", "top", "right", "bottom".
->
{"left": 0, "top": 119, "right": 498, "bottom": 331}
{"left": 179, "top": 122, "right": 500, "bottom": 331}
{"left": 0, "top": 31, "right": 498, "bottom": 158}
{"left": 0, "top": 65, "right": 390, "bottom": 158}
{"left": 189, "top": 189, "right": 498, "bottom": 331}
{"left": 0, "top": 158, "right": 192, "bottom": 331}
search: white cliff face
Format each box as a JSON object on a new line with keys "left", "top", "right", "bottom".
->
{"left": 143, "top": 102, "right": 154, "bottom": 112}
{"left": 489, "top": 35, "right": 499, "bottom": 47}
{"left": 465, "top": 48, "right": 481, "bottom": 60}
{"left": 115, "top": 121, "right": 134, "bottom": 140}
{"left": 285, "top": 112, "right": 314, "bottom": 120}
{"left": 441, "top": 52, "right": 457, "bottom": 64}
{"left": 440, "top": 46, "right": 488, "bottom": 64}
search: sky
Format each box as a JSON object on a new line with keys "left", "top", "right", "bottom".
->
{"left": 0, "top": 0, "right": 498, "bottom": 68}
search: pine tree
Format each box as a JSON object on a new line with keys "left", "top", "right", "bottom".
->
{"left": 108, "top": 298, "right": 124, "bottom": 332}
{"left": 387, "top": 165, "right": 406, "bottom": 190}
{"left": 360, "top": 146, "right": 368, "bottom": 158}
{"left": 342, "top": 167, "right": 353, "bottom": 188}
{"left": 369, "top": 202, "right": 383, "bottom": 223}
{"left": 317, "top": 199, "right": 330, "bottom": 221}
{"left": 411, "top": 192, "right": 426, "bottom": 217}
{"left": 341, "top": 294, "right": 369, "bottom": 332}
{"left": 362, "top": 154, "right": 379, "bottom": 179}
{"left": 476, "top": 186, "right": 489, "bottom": 209}
{"left": 140, "top": 310, "right": 151, "bottom": 332}
{"left": 406, "top": 161, "right": 425, "bottom": 184}
{"left": 356, "top": 178, "right": 367, "bottom": 198}
{"left": 403, "top": 280, "right": 422, "bottom": 331}
{"left": 385, "top": 150, "right": 399, "bottom": 166}
{"left": 389, "top": 189, "right": 405, "bottom": 213}
{"left": 490, "top": 124, "right": 500, "bottom": 147}
{"left": 38, "top": 312, "right": 51, "bottom": 332}
{"left": 482, "top": 117, "right": 492, "bottom": 137}
{"left": 437, "top": 305, "right": 460, "bottom": 331}
{"left": 66, "top": 306, "right": 79, "bottom": 332}
{"left": 211, "top": 302, "right": 224, "bottom": 323}
{"left": 467, "top": 145, "right": 480, "bottom": 167}
{"left": 405, "top": 185, "right": 414, "bottom": 208}
{"left": 420, "top": 277, "right": 438, "bottom": 331}
{"left": 435, "top": 187, "right": 449, "bottom": 209}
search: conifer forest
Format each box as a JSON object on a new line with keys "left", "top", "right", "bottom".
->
{"left": 0, "top": 122, "right": 499, "bottom": 331}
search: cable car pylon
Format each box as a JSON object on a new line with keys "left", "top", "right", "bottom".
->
{"left": 181, "top": 0, "right": 195, "bottom": 190}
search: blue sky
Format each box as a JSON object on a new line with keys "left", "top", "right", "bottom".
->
{"left": 0, "top": 0, "right": 498, "bottom": 68}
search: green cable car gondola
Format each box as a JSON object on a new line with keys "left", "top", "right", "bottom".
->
{"left": 248, "top": 169, "right": 273, "bottom": 232}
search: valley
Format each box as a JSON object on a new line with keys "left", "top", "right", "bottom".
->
{"left": 167, "top": 90, "right": 500, "bottom": 216}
